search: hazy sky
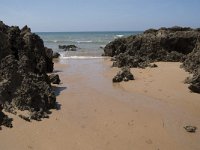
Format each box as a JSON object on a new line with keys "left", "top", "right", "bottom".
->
{"left": 0, "top": 0, "right": 199, "bottom": 32}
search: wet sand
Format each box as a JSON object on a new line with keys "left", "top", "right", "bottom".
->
{"left": 0, "top": 59, "right": 200, "bottom": 150}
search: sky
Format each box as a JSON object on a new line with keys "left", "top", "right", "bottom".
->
{"left": 0, "top": 0, "right": 199, "bottom": 32}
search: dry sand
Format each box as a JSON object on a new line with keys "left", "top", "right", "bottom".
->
{"left": 0, "top": 59, "right": 200, "bottom": 150}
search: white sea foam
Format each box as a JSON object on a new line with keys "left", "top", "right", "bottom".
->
{"left": 76, "top": 40, "right": 93, "bottom": 43}
{"left": 44, "top": 39, "right": 104, "bottom": 44}
{"left": 116, "top": 35, "right": 124, "bottom": 37}
{"left": 60, "top": 55, "right": 106, "bottom": 59}
{"left": 44, "top": 40, "right": 59, "bottom": 43}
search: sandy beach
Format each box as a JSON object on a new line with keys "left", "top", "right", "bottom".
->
{"left": 1, "top": 0, "right": 200, "bottom": 149}
{"left": 0, "top": 58, "right": 200, "bottom": 150}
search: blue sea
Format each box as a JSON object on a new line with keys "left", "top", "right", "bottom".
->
{"left": 37, "top": 31, "right": 142, "bottom": 58}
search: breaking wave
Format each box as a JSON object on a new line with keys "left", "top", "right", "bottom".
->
{"left": 44, "top": 40, "right": 93, "bottom": 43}
{"left": 115, "top": 34, "right": 124, "bottom": 38}
{"left": 60, "top": 55, "right": 106, "bottom": 59}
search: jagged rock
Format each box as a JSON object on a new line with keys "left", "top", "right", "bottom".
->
{"left": 113, "top": 67, "right": 134, "bottom": 83}
{"left": 21, "top": 25, "right": 31, "bottom": 35}
{"left": 3, "top": 101, "right": 17, "bottom": 115}
{"left": 184, "top": 126, "right": 197, "bottom": 133}
{"left": 0, "top": 21, "right": 57, "bottom": 127}
{"left": 12, "top": 73, "right": 56, "bottom": 111}
{"left": 53, "top": 52, "right": 60, "bottom": 58}
{"left": 105, "top": 27, "right": 200, "bottom": 93}
{"left": 182, "top": 40, "right": 200, "bottom": 74}
{"left": 104, "top": 38, "right": 127, "bottom": 57}
{"left": 148, "top": 64, "right": 158, "bottom": 68}
{"left": 113, "top": 74, "right": 123, "bottom": 82}
{"left": 30, "top": 109, "right": 49, "bottom": 121}
{"left": 184, "top": 76, "right": 194, "bottom": 84}
{"left": 100, "top": 46, "right": 104, "bottom": 49}
{"left": 104, "top": 27, "right": 200, "bottom": 68}
{"left": 112, "top": 52, "right": 150, "bottom": 68}
{"left": 182, "top": 40, "right": 200, "bottom": 93}
{"left": 189, "top": 83, "right": 200, "bottom": 93}
{"left": 44, "top": 47, "right": 54, "bottom": 72}
{"left": 59, "top": 45, "right": 77, "bottom": 51}
{"left": 49, "top": 74, "right": 61, "bottom": 84}
{"left": 110, "top": 57, "right": 116, "bottom": 61}
{"left": 187, "top": 74, "right": 200, "bottom": 93}
{"left": 0, "top": 109, "right": 13, "bottom": 128}
{"left": 166, "top": 51, "right": 185, "bottom": 62}
{"left": 18, "top": 114, "right": 31, "bottom": 122}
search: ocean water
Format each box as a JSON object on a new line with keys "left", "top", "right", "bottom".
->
{"left": 37, "top": 31, "right": 142, "bottom": 58}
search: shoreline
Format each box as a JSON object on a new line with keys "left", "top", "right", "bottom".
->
{"left": 0, "top": 58, "right": 199, "bottom": 150}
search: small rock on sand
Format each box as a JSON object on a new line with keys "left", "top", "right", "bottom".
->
{"left": 184, "top": 126, "right": 197, "bottom": 133}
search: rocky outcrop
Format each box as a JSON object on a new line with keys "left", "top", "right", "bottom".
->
{"left": 59, "top": 45, "right": 77, "bottom": 51}
{"left": 104, "top": 27, "right": 199, "bottom": 67}
{"left": 53, "top": 52, "right": 60, "bottom": 58}
{"left": 0, "top": 110, "right": 13, "bottom": 129}
{"left": 184, "top": 125, "right": 197, "bottom": 133}
{"left": 113, "top": 67, "right": 134, "bottom": 83}
{"left": 187, "top": 74, "right": 200, "bottom": 93}
{"left": 49, "top": 74, "right": 61, "bottom": 84}
{"left": 182, "top": 39, "right": 200, "bottom": 74}
{"left": 0, "top": 21, "right": 57, "bottom": 127}
{"left": 44, "top": 47, "right": 54, "bottom": 72}
{"left": 104, "top": 27, "right": 200, "bottom": 93}
{"left": 182, "top": 39, "right": 200, "bottom": 93}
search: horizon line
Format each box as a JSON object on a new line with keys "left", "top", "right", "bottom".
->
{"left": 33, "top": 26, "right": 199, "bottom": 33}
{"left": 34, "top": 30, "right": 144, "bottom": 33}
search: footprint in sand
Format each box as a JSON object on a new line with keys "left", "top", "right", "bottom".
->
{"left": 27, "top": 145, "right": 33, "bottom": 149}
{"left": 128, "top": 120, "right": 134, "bottom": 126}
{"left": 112, "top": 121, "right": 116, "bottom": 124}
{"left": 145, "top": 139, "right": 153, "bottom": 144}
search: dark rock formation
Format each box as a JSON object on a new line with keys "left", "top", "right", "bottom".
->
{"left": 187, "top": 74, "right": 200, "bottom": 93}
{"left": 182, "top": 39, "right": 200, "bottom": 74}
{"left": 100, "top": 46, "right": 104, "bottom": 49}
{"left": 59, "top": 45, "right": 77, "bottom": 51}
{"left": 44, "top": 47, "right": 54, "bottom": 72}
{"left": 18, "top": 114, "right": 31, "bottom": 122}
{"left": 104, "top": 27, "right": 199, "bottom": 67}
{"left": 104, "top": 27, "right": 200, "bottom": 93}
{"left": 181, "top": 39, "right": 200, "bottom": 93}
{"left": 53, "top": 52, "right": 60, "bottom": 58}
{"left": 30, "top": 110, "right": 49, "bottom": 121}
{"left": 148, "top": 64, "right": 158, "bottom": 68}
{"left": 0, "top": 110, "right": 13, "bottom": 128}
{"left": 0, "top": 21, "right": 57, "bottom": 127}
{"left": 113, "top": 67, "right": 134, "bottom": 83}
{"left": 49, "top": 74, "right": 61, "bottom": 84}
{"left": 184, "top": 126, "right": 197, "bottom": 133}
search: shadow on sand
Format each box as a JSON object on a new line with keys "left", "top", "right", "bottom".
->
{"left": 53, "top": 70, "right": 63, "bottom": 73}
{"left": 53, "top": 86, "right": 67, "bottom": 96}
{"left": 52, "top": 86, "right": 67, "bottom": 110}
